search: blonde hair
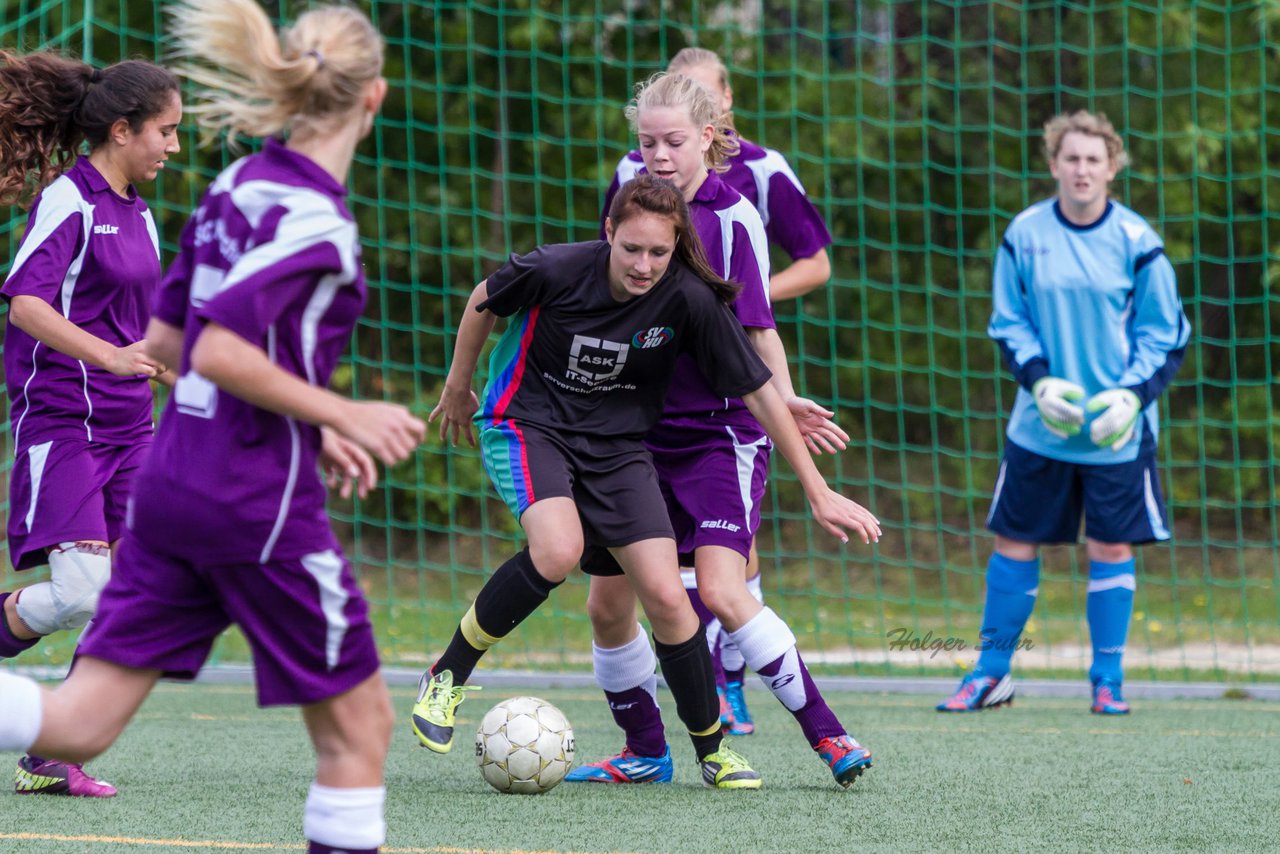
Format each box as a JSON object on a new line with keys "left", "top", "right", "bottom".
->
{"left": 624, "top": 71, "right": 738, "bottom": 173}
{"left": 167, "top": 0, "right": 383, "bottom": 147}
{"left": 666, "top": 47, "right": 735, "bottom": 132}
{"left": 1043, "top": 110, "right": 1129, "bottom": 172}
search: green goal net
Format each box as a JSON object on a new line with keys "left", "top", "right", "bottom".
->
{"left": 2, "top": 0, "right": 1276, "bottom": 684}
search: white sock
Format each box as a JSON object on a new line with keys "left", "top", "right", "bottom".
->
{"left": 0, "top": 671, "right": 44, "bottom": 751}
{"left": 592, "top": 625, "right": 659, "bottom": 703}
{"left": 726, "top": 607, "right": 797, "bottom": 672}
{"left": 303, "top": 782, "right": 386, "bottom": 850}
{"left": 745, "top": 573, "right": 764, "bottom": 604}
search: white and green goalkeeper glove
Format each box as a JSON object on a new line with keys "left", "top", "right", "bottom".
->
{"left": 1086, "top": 388, "right": 1141, "bottom": 451}
{"left": 1031, "top": 376, "right": 1086, "bottom": 438}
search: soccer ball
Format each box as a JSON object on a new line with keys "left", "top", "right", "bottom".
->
{"left": 475, "top": 696, "right": 575, "bottom": 794}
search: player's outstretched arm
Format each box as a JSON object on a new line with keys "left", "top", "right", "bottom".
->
{"left": 428, "top": 280, "right": 497, "bottom": 448}
{"left": 741, "top": 380, "right": 880, "bottom": 545}
{"left": 190, "top": 322, "right": 424, "bottom": 466}
{"left": 745, "top": 325, "right": 849, "bottom": 455}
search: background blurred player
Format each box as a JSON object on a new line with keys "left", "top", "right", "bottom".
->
{"left": 0, "top": 49, "right": 181, "bottom": 797}
{"left": 412, "top": 174, "right": 879, "bottom": 789}
{"left": 0, "top": 2, "right": 424, "bottom": 851}
{"left": 937, "top": 110, "right": 1190, "bottom": 715}
{"left": 568, "top": 73, "right": 876, "bottom": 790}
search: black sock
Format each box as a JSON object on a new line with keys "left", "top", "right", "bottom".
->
{"left": 654, "top": 629, "right": 722, "bottom": 760}
{"left": 433, "top": 549, "right": 560, "bottom": 684}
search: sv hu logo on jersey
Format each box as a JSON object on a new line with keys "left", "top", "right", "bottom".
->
{"left": 632, "top": 326, "right": 674, "bottom": 349}
{"left": 567, "top": 334, "right": 629, "bottom": 385}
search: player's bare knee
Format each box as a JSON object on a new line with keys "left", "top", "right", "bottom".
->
{"left": 527, "top": 542, "right": 581, "bottom": 582}
{"left": 585, "top": 589, "right": 633, "bottom": 629}
{"left": 637, "top": 585, "right": 692, "bottom": 632}
{"left": 1086, "top": 539, "right": 1132, "bottom": 563}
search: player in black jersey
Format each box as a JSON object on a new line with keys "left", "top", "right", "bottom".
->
{"left": 411, "top": 175, "right": 880, "bottom": 789}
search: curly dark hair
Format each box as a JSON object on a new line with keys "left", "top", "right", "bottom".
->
{"left": 0, "top": 51, "right": 178, "bottom": 207}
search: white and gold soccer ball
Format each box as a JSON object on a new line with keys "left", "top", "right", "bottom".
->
{"left": 475, "top": 696, "right": 575, "bottom": 794}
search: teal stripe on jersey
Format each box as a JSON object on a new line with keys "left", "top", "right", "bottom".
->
{"left": 480, "top": 307, "right": 539, "bottom": 425}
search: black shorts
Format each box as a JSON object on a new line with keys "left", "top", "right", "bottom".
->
{"left": 480, "top": 421, "right": 675, "bottom": 560}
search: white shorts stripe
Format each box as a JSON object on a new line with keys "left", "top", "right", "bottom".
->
{"left": 986, "top": 459, "right": 1009, "bottom": 525}
{"left": 725, "top": 426, "right": 769, "bottom": 531}
{"left": 300, "top": 549, "right": 350, "bottom": 671}
{"left": 1143, "top": 468, "right": 1170, "bottom": 540}
{"left": 23, "top": 441, "right": 54, "bottom": 532}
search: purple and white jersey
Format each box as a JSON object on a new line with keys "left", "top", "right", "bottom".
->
{"left": 601, "top": 168, "right": 773, "bottom": 424}
{"left": 131, "top": 139, "right": 366, "bottom": 564}
{"left": 2, "top": 158, "right": 161, "bottom": 447}
{"left": 604, "top": 133, "right": 832, "bottom": 263}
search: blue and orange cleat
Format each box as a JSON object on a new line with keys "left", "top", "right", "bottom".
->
{"left": 717, "top": 686, "right": 736, "bottom": 731}
{"left": 564, "top": 745, "right": 674, "bottom": 784}
{"left": 936, "top": 670, "right": 1015, "bottom": 712}
{"left": 814, "top": 734, "right": 872, "bottom": 788}
{"left": 723, "top": 681, "right": 755, "bottom": 736}
{"left": 1091, "top": 679, "right": 1131, "bottom": 715}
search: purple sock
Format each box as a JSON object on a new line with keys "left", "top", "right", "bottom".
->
{"left": 308, "top": 844, "right": 376, "bottom": 854}
{"left": 0, "top": 593, "right": 39, "bottom": 659}
{"left": 604, "top": 685, "right": 667, "bottom": 757}
{"left": 757, "top": 650, "right": 843, "bottom": 744}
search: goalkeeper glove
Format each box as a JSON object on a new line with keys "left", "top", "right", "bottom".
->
{"left": 1031, "top": 376, "right": 1085, "bottom": 438}
{"left": 1086, "top": 388, "right": 1141, "bottom": 451}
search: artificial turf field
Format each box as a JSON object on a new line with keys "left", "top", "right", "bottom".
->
{"left": 1, "top": 679, "right": 1276, "bottom": 853}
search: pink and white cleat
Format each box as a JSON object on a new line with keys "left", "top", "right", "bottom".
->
{"left": 15, "top": 755, "right": 118, "bottom": 797}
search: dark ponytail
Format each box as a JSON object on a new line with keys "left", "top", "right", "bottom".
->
{"left": 0, "top": 52, "right": 178, "bottom": 207}
{"left": 608, "top": 174, "right": 741, "bottom": 304}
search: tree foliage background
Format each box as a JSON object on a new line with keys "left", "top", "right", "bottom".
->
{"left": 3, "top": 0, "right": 1276, "bottom": 669}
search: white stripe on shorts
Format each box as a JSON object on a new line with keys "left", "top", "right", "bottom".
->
{"left": 725, "top": 426, "right": 770, "bottom": 532}
{"left": 300, "top": 549, "right": 349, "bottom": 671}
{"left": 23, "top": 441, "right": 54, "bottom": 532}
{"left": 1143, "top": 468, "right": 1170, "bottom": 540}
{"left": 986, "top": 459, "right": 1009, "bottom": 526}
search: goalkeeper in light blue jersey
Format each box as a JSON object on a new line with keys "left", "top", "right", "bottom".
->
{"left": 938, "top": 110, "right": 1190, "bottom": 716}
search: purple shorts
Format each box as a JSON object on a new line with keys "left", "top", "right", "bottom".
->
{"left": 7, "top": 438, "right": 149, "bottom": 571}
{"left": 77, "top": 535, "right": 380, "bottom": 707}
{"left": 647, "top": 419, "right": 772, "bottom": 560}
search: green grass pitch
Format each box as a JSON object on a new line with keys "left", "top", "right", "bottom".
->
{"left": 0, "top": 680, "right": 1276, "bottom": 852}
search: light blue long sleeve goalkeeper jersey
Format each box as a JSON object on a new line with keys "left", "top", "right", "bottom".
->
{"left": 989, "top": 198, "right": 1191, "bottom": 464}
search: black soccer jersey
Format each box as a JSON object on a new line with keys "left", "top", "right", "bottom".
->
{"left": 476, "top": 241, "right": 771, "bottom": 440}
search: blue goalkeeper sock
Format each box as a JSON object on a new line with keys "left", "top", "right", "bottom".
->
{"left": 1087, "top": 558, "right": 1136, "bottom": 685}
{"left": 975, "top": 553, "right": 1039, "bottom": 678}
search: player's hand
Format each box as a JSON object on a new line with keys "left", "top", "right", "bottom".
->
{"left": 428, "top": 383, "right": 481, "bottom": 448}
{"left": 107, "top": 340, "right": 165, "bottom": 378}
{"left": 786, "top": 396, "right": 849, "bottom": 455}
{"left": 1086, "top": 388, "right": 1141, "bottom": 451}
{"left": 808, "top": 488, "right": 881, "bottom": 545}
{"left": 1032, "top": 376, "right": 1085, "bottom": 438}
{"left": 320, "top": 425, "right": 378, "bottom": 499}
{"left": 336, "top": 400, "right": 425, "bottom": 466}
